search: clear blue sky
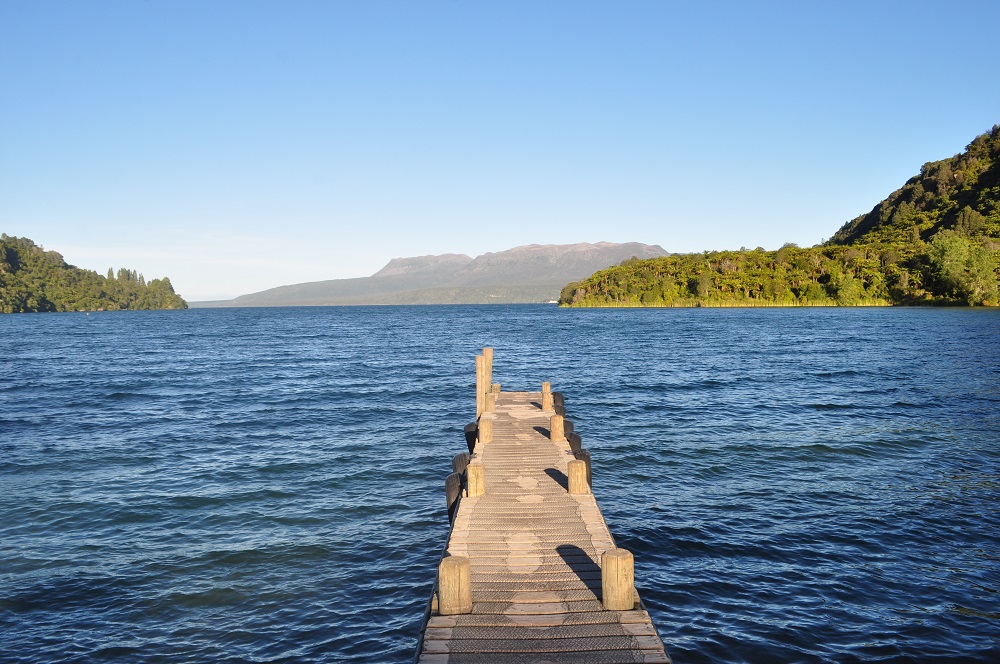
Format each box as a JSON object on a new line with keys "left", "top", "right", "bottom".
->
{"left": 2, "top": 1, "right": 998, "bottom": 300}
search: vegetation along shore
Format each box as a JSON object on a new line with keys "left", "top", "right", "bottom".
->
{"left": 561, "top": 125, "right": 1000, "bottom": 307}
{"left": 0, "top": 235, "right": 187, "bottom": 313}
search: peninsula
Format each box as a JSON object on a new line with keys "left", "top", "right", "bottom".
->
{"left": 0, "top": 235, "right": 187, "bottom": 313}
{"left": 561, "top": 125, "right": 1000, "bottom": 307}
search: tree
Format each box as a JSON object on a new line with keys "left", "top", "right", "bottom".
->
{"left": 927, "top": 231, "right": 999, "bottom": 305}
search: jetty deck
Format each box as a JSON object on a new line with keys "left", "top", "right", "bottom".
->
{"left": 416, "top": 350, "right": 669, "bottom": 663}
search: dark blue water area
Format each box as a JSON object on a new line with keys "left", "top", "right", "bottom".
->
{"left": 0, "top": 306, "right": 998, "bottom": 663}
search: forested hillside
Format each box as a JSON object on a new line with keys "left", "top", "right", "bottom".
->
{"left": 0, "top": 235, "right": 187, "bottom": 313}
{"left": 561, "top": 125, "right": 1000, "bottom": 307}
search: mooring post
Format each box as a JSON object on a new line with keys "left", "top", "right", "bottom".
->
{"left": 452, "top": 453, "right": 471, "bottom": 475}
{"left": 478, "top": 413, "right": 494, "bottom": 444}
{"left": 549, "top": 414, "right": 565, "bottom": 442}
{"left": 463, "top": 422, "right": 478, "bottom": 454}
{"left": 466, "top": 460, "right": 485, "bottom": 497}
{"left": 438, "top": 555, "right": 473, "bottom": 615}
{"left": 542, "top": 381, "right": 553, "bottom": 411}
{"left": 602, "top": 548, "right": 636, "bottom": 611}
{"left": 568, "top": 459, "right": 589, "bottom": 494}
{"left": 574, "top": 448, "right": 592, "bottom": 487}
{"left": 475, "top": 354, "right": 484, "bottom": 418}
{"left": 484, "top": 391, "right": 496, "bottom": 413}
{"left": 491, "top": 383, "right": 500, "bottom": 396}
{"left": 567, "top": 431, "right": 582, "bottom": 452}
{"left": 445, "top": 472, "right": 462, "bottom": 523}
{"left": 479, "top": 347, "right": 493, "bottom": 412}
{"left": 483, "top": 347, "right": 493, "bottom": 391}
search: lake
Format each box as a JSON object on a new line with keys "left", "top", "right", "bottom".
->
{"left": 1, "top": 305, "right": 998, "bottom": 662}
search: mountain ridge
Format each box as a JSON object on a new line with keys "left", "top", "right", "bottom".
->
{"left": 194, "top": 241, "right": 667, "bottom": 307}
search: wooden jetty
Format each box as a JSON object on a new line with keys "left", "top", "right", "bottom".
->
{"left": 416, "top": 348, "right": 670, "bottom": 663}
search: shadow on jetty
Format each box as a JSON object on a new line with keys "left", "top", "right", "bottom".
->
{"left": 555, "top": 543, "right": 601, "bottom": 594}
{"left": 544, "top": 467, "right": 568, "bottom": 490}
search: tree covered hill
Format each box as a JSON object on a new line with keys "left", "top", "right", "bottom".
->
{"left": 832, "top": 125, "right": 1000, "bottom": 245}
{"left": 561, "top": 125, "right": 1000, "bottom": 307}
{"left": 0, "top": 234, "right": 187, "bottom": 313}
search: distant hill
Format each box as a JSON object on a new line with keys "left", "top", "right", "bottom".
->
{"left": 560, "top": 125, "right": 1000, "bottom": 307}
{"left": 194, "top": 242, "right": 667, "bottom": 307}
{"left": 0, "top": 234, "right": 187, "bottom": 313}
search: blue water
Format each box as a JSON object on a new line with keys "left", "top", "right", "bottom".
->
{"left": 1, "top": 306, "right": 998, "bottom": 663}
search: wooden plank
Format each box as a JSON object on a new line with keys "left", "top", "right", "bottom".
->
{"left": 423, "top": 634, "right": 667, "bottom": 654}
{"left": 427, "top": 610, "right": 655, "bottom": 629}
{"left": 460, "top": 589, "right": 599, "bottom": 604}
{"left": 470, "top": 600, "right": 606, "bottom": 615}
{"left": 422, "top": 622, "right": 658, "bottom": 641}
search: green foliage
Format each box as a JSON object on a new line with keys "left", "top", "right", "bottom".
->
{"left": 559, "top": 244, "right": 906, "bottom": 307}
{"left": 559, "top": 237, "right": 999, "bottom": 308}
{"left": 831, "top": 125, "right": 1000, "bottom": 245}
{"left": 0, "top": 234, "right": 188, "bottom": 313}
{"left": 927, "top": 232, "right": 998, "bottom": 305}
{"left": 561, "top": 125, "right": 1000, "bottom": 308}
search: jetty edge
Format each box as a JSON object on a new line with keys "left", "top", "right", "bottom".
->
{"left": 415, "top": 348, "right": 670, "bottom": 663}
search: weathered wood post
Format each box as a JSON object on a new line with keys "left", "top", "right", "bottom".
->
{"left": 602, "top": 548, "right": 636, "bottom": 611}
{"left": 541, "top": 381, "right": 553, "bottom": 411}
{"left": 574, "top": 448, "right": 592, "bottom": 487}
{"left": 568, "top": 459, "right": 589, "bottom": 494}
{"left": 567, "top": 431, "right": 582, "bottom": 452}
{"left": 483, "top": 347, "right": 493, "bottom": 391}
{"left": 475, "top": 354, "right": 485, "bottom": 418}
{"left": 466, "top": 459, "right": 485, "bottom": 497}
{"left": 452, "top": 453, "right": 471, "bottom": 475}
{"left": 549, "top": 414, "right": 566, "bottom": 442}
{"left": 553, "top": 391, "right": 566, "bottom": 416}
{"left": 484, "top": 391, "right": 496, "bottom": 413}
{"left": 463, "top": 422, "right": 478, "bottom": 454}
{"left": 445, "top": 472, "right": 462, "bottom": 523}
{"left": 438, "top": 555, "right": 472, "bottom": 615}
{"left": 478, "top": 413, "right": 494, "bottom": 444}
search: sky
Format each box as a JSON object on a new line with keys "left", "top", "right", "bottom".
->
{"left": 2, "top": 1, "right": 999, "bottom": 301}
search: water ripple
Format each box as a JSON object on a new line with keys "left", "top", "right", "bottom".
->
{"left": 1, "top": 306, "right": 999, "bottom": 662}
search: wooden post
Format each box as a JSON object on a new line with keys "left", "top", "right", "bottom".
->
{"left": 484, "top": 391, "right": 496, "bottom": 413}
{"left": 475, "top": 354, "right": 484, "bottom": 419}
{"left": 483, "top": 347, "right": 493, "bottom": 393}
{"left": 478, "top": 414, "right": 494, "bottom": 444}
{"left": 452, "top": 453, "right": 470, "bottom": 475}
{"left": 445, "top": 472, "right": 462, "bottom": 523}
{"left": 567, "top": 431, "right": 582, "bottom": 452}
{"left": 491, "top": 383, "right": 500, "bottom": 395}
{"left": 549, "top": 414, "right": 565, "bottom": 442}
{"left": 568, "top": 459, "right": 589, "bottom": 494}
{"left": 553, "top": 391, "right": 565, "bottom": 416}
{"left": 574, "top": 448, "right": 592, "bottom": 487}
{"left": 602, "top": 548, "right": 636, "bottom": 611}
{"left": 438, "top": 555, "right": 472, "bottom": 615}
{"left": 541, "top": 381, "right": 553, "bottom": 411}
{"left": 463, "top": 422, "right": 478, "bottom": 454}
{"left": 466, "top": 460, "right": 485, "bottom": 497}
